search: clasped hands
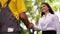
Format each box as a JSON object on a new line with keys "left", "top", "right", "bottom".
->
{"left": 28, "top": 23, "right": 34, "bottom": 29}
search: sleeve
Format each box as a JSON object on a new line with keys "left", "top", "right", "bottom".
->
{"left": 53, "top": 15, "right": 59, "bottom": 24}
{"left": 34, "top": 18, "right": 42, "bottom": 31}
{"left": 53, "top": 15, "right": 60, "bottom": 34}
{"left": 17, "top": 0, "right": 27, "bottom": 13}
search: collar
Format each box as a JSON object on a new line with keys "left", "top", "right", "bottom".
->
{"left": 42, "top": 13, "right": 51, "bottom": 17}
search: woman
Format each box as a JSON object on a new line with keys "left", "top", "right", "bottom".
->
{"left": 33, "top": 3, "right": 60, "bottom": 34}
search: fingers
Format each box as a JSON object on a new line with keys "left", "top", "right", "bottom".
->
{"left": 28, "top": 23, "right": 34, "bottom": 29}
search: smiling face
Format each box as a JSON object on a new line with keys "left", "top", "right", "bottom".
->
{"left": 41, "top": 4, "right": 49, "bottom": 13}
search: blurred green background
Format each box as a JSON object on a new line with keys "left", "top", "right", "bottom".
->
{"left": 20, "top": 0, "right": 60, "bottom": 34}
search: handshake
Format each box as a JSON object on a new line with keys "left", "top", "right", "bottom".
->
{"left": 28, "top": 23, "right": 34, "bottom": 29}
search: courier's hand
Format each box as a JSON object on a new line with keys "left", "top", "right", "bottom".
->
{"left": 28, "top": 23, "right": 34, "bottom": 29}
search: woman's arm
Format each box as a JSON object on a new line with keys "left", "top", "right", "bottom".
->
{"left": 52, "top": 15, "right": 60, "bottom": 34}
{"left": 34, "top": 18, "right": 42, "bottom": 31}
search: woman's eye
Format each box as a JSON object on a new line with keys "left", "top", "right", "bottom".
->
{"left": 41, "top": 6, "right": 45, "bottom": 8}
{"left": 43, "top": 6, "right": 45, "bottom": 7}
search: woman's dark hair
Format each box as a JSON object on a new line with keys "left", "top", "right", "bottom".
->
{"left": 41, "top": 3, "right": 54, "bottom": 17}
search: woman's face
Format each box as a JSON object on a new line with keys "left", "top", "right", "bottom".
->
{"left": 41, "top": 4, "right": 49, "bottom": 13}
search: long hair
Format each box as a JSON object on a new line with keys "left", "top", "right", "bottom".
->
{"left": 41, "top": 3, "right": 54, "bottom": 17}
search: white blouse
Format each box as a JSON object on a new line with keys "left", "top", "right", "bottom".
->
{"left": 34, "top": 13, "right": 60, "bottom": 31}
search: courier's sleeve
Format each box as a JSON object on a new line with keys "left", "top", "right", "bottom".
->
{"left": 17, "top": 0, "right": 27, "bottom": 13}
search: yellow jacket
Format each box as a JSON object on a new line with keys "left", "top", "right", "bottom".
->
{"left": 0, "top": 0, "right": 27, "bottom": 20}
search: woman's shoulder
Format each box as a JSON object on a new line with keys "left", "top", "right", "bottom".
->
{"left": 49, "top": 13, "right": 58, "bottom": 17}
{"left": 52, "top": 14, "right": 58, "bottom": 18}
{"left": 51, "top": 14, "right": 59, "bottom": 20}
